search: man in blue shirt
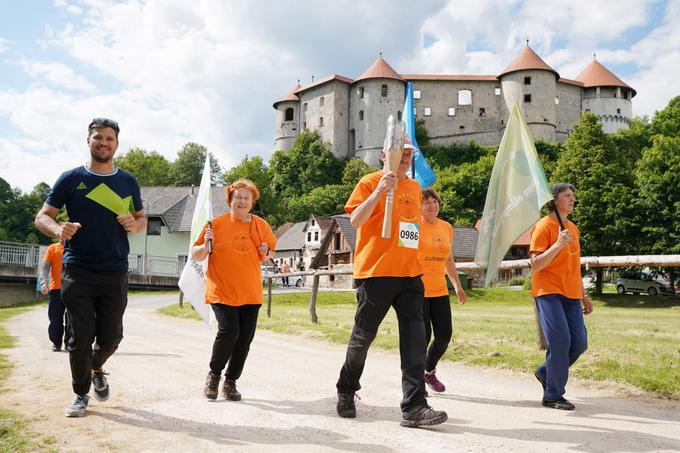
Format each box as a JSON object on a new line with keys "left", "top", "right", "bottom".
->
{"left": 35, "top": 118, "right": 147, "bottom": 417}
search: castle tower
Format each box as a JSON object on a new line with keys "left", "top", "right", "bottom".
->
{"left": 575, "top": 58, "right": 636, "bottom": 133}
{"left": 350, "top": 56, "right": 406, "bottom": 167}
{"left": 273, "top": 83, "right": 301, "bottom": 152}
{"left": 499, "top": 45, "right": 558, "bottom": 142}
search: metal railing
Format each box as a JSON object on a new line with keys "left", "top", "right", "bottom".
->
{"left": 0, "top": 241, "right": 41, "bottom": 267}
{"left": 128, "top": 254, "right": 183, "bottom": 277}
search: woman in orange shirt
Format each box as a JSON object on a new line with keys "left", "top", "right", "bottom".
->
{"left": 192, "top": 179, "right": 276, "bottom": 402}
{"left": 418, "top": 189, "right": 467, "bottom": 393}
{"left": 530, "top": 183, "right": 592, "bottom": 411}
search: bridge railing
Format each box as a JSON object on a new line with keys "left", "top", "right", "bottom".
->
{"left": 0, "top": 241, "right": 41, "bottom": 267}
{"left": 127, "top": 254, "right": 183, "bottom": 277}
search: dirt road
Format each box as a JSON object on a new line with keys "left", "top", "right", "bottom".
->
{"left": 2, "top": 294, "right": 679, "bottom": 452}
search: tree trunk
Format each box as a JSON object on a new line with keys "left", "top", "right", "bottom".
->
{"left": 595, "top": 268, "right": 603, "bottom": 295}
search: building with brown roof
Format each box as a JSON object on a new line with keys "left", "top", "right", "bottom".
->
{"left": 274, "top": 46, "right": 635, "bottom": 165}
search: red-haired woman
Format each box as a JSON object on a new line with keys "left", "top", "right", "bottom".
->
{"left": 192, "top": 179, "right": 276, "bottom": 401}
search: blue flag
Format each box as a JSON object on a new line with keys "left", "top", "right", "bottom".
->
{"left": 403, "top": 81, "right": 436, "bottom": 188}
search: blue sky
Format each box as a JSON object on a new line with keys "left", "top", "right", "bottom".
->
{"left": 1, "top": 0, "right": 678, "bottom": 193}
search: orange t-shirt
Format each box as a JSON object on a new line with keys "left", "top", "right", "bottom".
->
{"left": 418, "top": 219, "right": 453, "bottom": 297}
{"left": 345, "top": 171, "right": 423, "bottom": 279}
{"left": 530, "top": 215, "right": 583, "bottom": 299}
{"left": 43, "top": 242, "right": 64, "bottom": 290}
{"left": 194, "top": 213, "right": 277, "bottom": 307}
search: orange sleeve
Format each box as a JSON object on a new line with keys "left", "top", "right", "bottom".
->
{"left": 530, "top": 223, "right": 550, "bottom": 254}
{"left": 44, "top": 245, "right": 53, "bottom": 262}
{"left": 260, "top": 217, "right": 277, "bottom": 251}
{"left": 344, "top": 174, "right": 376, "bottom": 214}
{"left": 193, "top": 223, "right": 209, "bottom": 247}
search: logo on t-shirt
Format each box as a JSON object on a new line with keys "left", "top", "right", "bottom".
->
{"left": 77, "top": 182, "right": 87, "bottom": 190}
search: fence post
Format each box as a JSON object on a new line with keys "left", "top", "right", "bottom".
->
{"left": 309, "top": 274, "right": 320, "bottom": 324}
{"left": 267, "top": 277, "right": 273, "bottom": 318}
{"left": 179, "top": 291, "right": 183, "bottom": 308}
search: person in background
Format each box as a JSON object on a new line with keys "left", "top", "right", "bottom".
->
{"left": 530, "top": 183, "right": 592, "bottom": 411}
{"left": 417, "top": 189, "right": 467, "bottom": 393}
{"left": 194, "top": 179, "right": 277, "bottom": 402}
{"left": 40, "top": 239, "right": 71, "bottom": 352}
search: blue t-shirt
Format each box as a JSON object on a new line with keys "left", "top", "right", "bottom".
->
{"left": 46, "top": 166, "right": 143, "bottom": 270}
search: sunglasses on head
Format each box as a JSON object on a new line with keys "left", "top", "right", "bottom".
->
{"left": 89, "top": 118, "right": 119, "bottom": 133}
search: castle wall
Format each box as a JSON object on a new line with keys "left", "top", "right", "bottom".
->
{"left": 555, "top": 82, "right": 582, "bottom": 142}
{"left": 501, "top": 69, "right": 557, "bottom": 142}
{"left": 350, "top": 78, "right": 405, "bottom": 167}
{"left": 411, "top": 79, "right": 503, "bottom": 147}
{"left": 274, "top": 101, "right": 299, "bottom": 152}
{"left": 298, "top": 81, "right": 351, "bottom": 159}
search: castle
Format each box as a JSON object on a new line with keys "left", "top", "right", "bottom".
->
{"left": 273, "top": 45, "right": 636, "bottom": 167}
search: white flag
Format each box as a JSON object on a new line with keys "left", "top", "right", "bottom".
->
{"left": 178, "top": 154, "right": 214, "bottom": 326}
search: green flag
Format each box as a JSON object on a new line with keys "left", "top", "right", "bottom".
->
{"left": 474, "top": 103, "right": 552, "bottom": 287}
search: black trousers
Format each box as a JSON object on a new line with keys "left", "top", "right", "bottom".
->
{"left": 48, "top": 289, "right": 71, "bottom": 348}
{"left": 423, "top": 295, "right": 453, "bottom": 372}
{"left": 337, "top": 276, "right": 427, "bottom": 412}
{"left": 61, "top": 263, "right": 127, "bottom": 396}
{"left": 209, "top": 303, "right": 260, "bottom": 380}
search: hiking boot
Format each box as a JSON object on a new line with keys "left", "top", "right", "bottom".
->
{"left": 51, "top": 343, "right": 61, "bottom": 352}
{"left": 424, "top": 369, "right": 446, "bottom": 393}
{"left": 222, "top": 378, "right": 242, "bottom": 401}
{"left": 336, "top": 392, "right": 357, "bottom": 418}
{"left": 64, "top": 394, "right": 89, "bottom": 417}
{"left": 91, "top": 370, "right": 109, "bottom": 402}
{"left": 542, "top": 397, "right": 575, "bottom": 411}
{"left": 400, "top": 405, "right": 448, "bottom": 428}
{"left": 534, "top": 369, "right": 546, "bottom": 391}
{"left": 203, "top": 371, "right": 220, "bottom": 400}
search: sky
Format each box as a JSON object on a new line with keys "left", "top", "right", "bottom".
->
{"left": 1, "top": 0, "right": 678, "bottom": 193}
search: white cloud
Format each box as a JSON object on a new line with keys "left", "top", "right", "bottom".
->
{"left": 18, "top": 60, "right": 97, "bottom": 93}
{"left": 0, "top": 37, "right": 10, "bottom": 53}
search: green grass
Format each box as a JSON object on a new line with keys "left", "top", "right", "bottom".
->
{"left": 0, "top": 301, "right": 59, "bottom": 453}
{"left": 162, "top": 289, "right": 680, "bottom": 399}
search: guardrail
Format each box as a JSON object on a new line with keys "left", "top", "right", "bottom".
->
{"left": 0, "top": 241, "right": 41, "bottom": 267}
{"left": 264, "top": 255, "right": 680, "bottom": 324}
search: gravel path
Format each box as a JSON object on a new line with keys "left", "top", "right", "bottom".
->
{"left": 2, "top": 294, "right": 679, "bottom": 452}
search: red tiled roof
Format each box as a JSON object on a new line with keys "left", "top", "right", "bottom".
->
{"left": 295, "top": 75, "right": 353, "bottom": 95}
{"left": 558, "top": 77, "right": 584, "bottom": 87}
{"left": 401, "top": 74, "right": 499, "bottom": 82}
{"left": 575, "top": 59, "right": 636, "bottom": 96}
{"left": 355, "top": 56, "right": 403, "bottom": 83}
{"left": 499, "top": 46, "right": 559, "bottom": 79}
{"left": 273, "top": 83, "right": 301, "bottom": 108}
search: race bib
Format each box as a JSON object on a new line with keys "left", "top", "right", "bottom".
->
{"left": 398, "top": 222, "right": 419, "bottom": 249}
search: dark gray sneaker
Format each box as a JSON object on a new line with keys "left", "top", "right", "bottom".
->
{"left": 336, "top": 392, "right": 357, "bottom": 418}
{"left": 203, "top": 371, "right": 220, "bottom": 400}
{"left": 222, "top": 378, "right": 242, "bottom": 401}
{"left": 400, "top": 405, "right": 448, "bottom": 428}
{"left": 65, "top": 394, "right": 89, "bottom": 417}
{"left": 542, "top": 397, "right": 575, "bottom": 410}
{"left": 92, "top": 370, "right": 109, "bottom": 402}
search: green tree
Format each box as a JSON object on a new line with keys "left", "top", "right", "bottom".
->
{"left": 270, "top": 130, "right": 345, "bottom": 199}
{"left": 650, "top": 95, "right": 680, "bottom": 138}
{"left": 0, "top": 180, "right": 53, "bottom": 245}
{"left": 612, "top": 116, "right": 652, "bottom": 163}
{"left": 433, "top": 154, "right": 495, "bottom": 226}
{"left": 223, "top": 155, "right": 279, "bottom": 224}
{"left": 341, "top": 159, "right": 373, "bottom": 186}
{"left": 415, "top": 118, "right": 430, "bottom": 149}
{"left": 286, "top": 184, "right": 352, "bottom": 222}
{"left": 169, "top": 143, "right": 222, "bottom": 186}
{"left": 552, "top": 113, "right": 638, "bottom": 293}
{"left": 114, "top": 148, "right": 171, "bottom": 186}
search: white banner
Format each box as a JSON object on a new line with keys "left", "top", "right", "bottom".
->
{"left": 178, "top": 154, "right": 214, "bottom": 327}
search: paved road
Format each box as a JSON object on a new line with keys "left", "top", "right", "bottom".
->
{"left": 2, "top": 294, "right": 679, "bottom": 452}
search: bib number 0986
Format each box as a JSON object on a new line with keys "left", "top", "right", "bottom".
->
{"left": 399, "top": 230, "right": 419, "bottom": 241}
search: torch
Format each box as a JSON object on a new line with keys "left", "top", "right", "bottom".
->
{"left": 381, "top": 115, "right": 405, "bottom": 238}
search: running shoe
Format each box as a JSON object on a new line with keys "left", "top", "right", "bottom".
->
{"left": 64, "top": 394, "right": 89, "bottom": 417}
{"left": 336, "top": 392, "right": 357, "bottom": 418}
{"left": 92, "top": 370, "right": 109, "bottom": 402}
{"left": 203, "top": 371, "right": 220, "bottom": 400}
{"left": 424, "top": 369, "right": 446, "bottom": 393}
{"left": 222, "top": 378, "right": 242, "bottom": 401}
{"left": 400, "top": 405, "right": 448, "bottom": 427}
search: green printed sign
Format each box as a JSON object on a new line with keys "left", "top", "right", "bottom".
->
{"left": 85, "top": 183, "right": 132, "bottom": 215}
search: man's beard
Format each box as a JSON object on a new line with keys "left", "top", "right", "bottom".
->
{"left": 91, "top": 149, "right": 112, "bottom": 163}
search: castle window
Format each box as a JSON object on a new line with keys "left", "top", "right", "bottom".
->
{"left": 459, "top": 125, "right": 465, "bottom": 129}
{"left": 285, "top": 107, "right": 294, "bottom": 121}
{"left": 303, "top": 102, "right": 308, "bottom": 111}
{"left": 414, "top": 90, "right": 421, "bottom": 99}
{"left": 494, "top": 87, "right": 501, "bottom": 95}
{"left": 479, "top": 108, "right": 486, "bottom": 117}
{"left": 585, "top": 109, "right": 590, "bottom": 112}
{"left": 617, "top": 108, "right": 621, "bottom": 114}
{"left": 555, "top": 96, "right": 560, "bottom": 105}
{"left": 303, "top": 121, "right": 307, "bottom": 129}
{"left": 320, "top": 96, "right": 325, "bottom": 107}
{"left": 448, "top": 107, "right": 456, "bottom": 116}
{"left": 524, "top": 94, "right": 531, "bottom": 103}
{"left": 381, "top": 84, "right": 388, "bottom": 97}
{"left": 397, "top": 111, "right": 402, "bottom": 121}
{"left": 414, "top": 107, "right": 417, "bottom": 117}
{"left": 360, "top": 87, "right": 365, "bottom": 99}
{"left": 524, "top": 76, "right": 531, "bottom": 85}
{"left": 424, "top": 107, "right": 432, "bottom": 116}
{"left": 458, "top": 89, "right": 472, "bottom": 105}
{"left": 319, "top": 117, "right": 324, "bottom": 126}
{"left": 359, "top": 110, "right": 364, "bottom": 121}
